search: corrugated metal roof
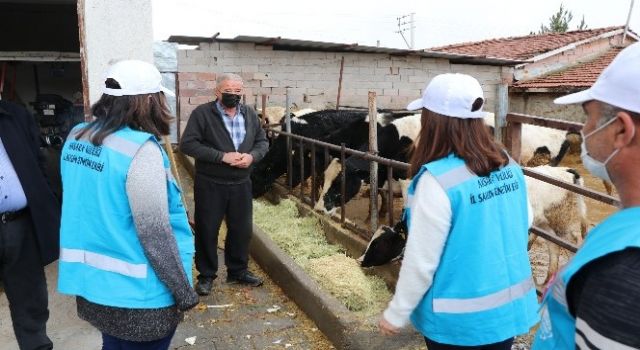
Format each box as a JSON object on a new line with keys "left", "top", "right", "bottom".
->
{"left": 167, "top": 34, "right": 527, "bottom": 66}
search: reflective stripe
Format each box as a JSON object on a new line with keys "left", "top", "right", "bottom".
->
{"left": 69, "top": 129, "right": 142, "bottom": 158}
{"left": 435, "top": 165, "right": 476, "bottom": 191}
{"left": 576, "top": 318, "right": 636, "bottom": 350}
{"left": 166, "top": 168, "right": 176, "bottom": 183}
{"left": 551, "top": 279, "right": 568, "bottom": 309}
{"left": 405, "top": 193, "right": 414, "bottom": 210}
{"left": 433, "top": 277, "right": 534, "bottom": 313}
{"left": 101, "top": 134, "right": 141, "bottom": 158}
{"left": 66, "top": 127, "right": 82, "bottom": 142}
{"left": 60, "top": 248, "right": 147, "bottom": 279}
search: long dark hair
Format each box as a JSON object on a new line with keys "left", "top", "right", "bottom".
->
{"left": 409, "top": 108, "right": 507, "bottom": 177}
{"left": 76, "top": 78, "right": 173, "bottom": 145}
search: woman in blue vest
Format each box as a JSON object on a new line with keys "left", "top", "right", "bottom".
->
{"left": 57, "top": 60, "right": 198, "bottom": 350}
{"left": 379, "top": 73, "right": 539, "bottom": 349}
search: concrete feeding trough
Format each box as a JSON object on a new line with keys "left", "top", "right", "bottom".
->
{"left": 250, "top": 198, "right": 424, "bottom": 350}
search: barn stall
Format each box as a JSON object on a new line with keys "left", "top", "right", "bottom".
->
{"left": 171, "top": 36, "right": 620, "bottom": 349}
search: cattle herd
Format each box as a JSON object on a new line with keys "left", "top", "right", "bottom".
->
{"left": 250, "top": 107, "right": 592, "bottom": 286}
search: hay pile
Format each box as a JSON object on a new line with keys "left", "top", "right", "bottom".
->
{"left": 307, "top": 254, "right": 390, "bottom": 312}
{"left": 253, "top": 199, "right": 340, "bottom": 265}
{"left": 254, "top": 199, "right": 390, "bottom": 312}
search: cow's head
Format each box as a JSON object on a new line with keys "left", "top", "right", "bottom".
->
{"left": 358, "top": 219, "right": 408, "bottom": 267}
{"left": 314, "top": 158, "right": 363, "bottom": 214}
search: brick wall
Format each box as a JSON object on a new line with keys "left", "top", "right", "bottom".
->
{"left": 176, "top": 42, "right": 504, "bottom": 130}
{"left": 176, "top": 72, "right": 217, "bottom": 135}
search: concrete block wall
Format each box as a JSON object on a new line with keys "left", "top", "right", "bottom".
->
{"left": 176, "top": 42, "right": 503, "bottom": 128}
{"left": 509, "top": 93, "right": 586, "bottom": 123}
{"left": 176, "top": 72, "right": 217, "bottom": 135}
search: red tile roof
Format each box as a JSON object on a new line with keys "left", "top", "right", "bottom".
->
{"left": 511, "top": 47, "right": 623, "bottom": 89}
{"left": 430, "top": 26, "right": 625, "bottom": 60}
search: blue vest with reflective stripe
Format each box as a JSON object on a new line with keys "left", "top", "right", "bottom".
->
{"left": 407, "top": 153, "right": 539, "bottom": 346}
{"left": 532, "top": 207, "right": 640, "bottom": 350}
{"left": 58, "top": 124, "right": 194, "bottom": 309}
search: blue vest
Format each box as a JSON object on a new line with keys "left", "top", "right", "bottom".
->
{"left": 532, "top": 207, "right": 640, "bottom": 349}
{"left": 406, "top": 154, "right": 539, "bottom": 346}
{"left": 58, "top": 125, "right": 194, "bottom": 308}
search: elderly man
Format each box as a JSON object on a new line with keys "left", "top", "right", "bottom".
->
{"left": 0, "top": 100, "right": 60, "bottom": 350}
{"left": 180, "top": 73, "right": 269, "bottom": 295}
{"left": 533, "top": 42, "right": 640, "bottom": 349}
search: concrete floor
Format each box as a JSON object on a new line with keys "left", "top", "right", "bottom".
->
{"left": 0, "top": 158, "right": 332, "bottom": 350}
{"left": 0, "top": 254, "right": 332, "bottom": 350}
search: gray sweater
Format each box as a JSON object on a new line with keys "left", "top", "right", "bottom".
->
{"left": 179, "top": 101, "right": 269, "bottom": 184}
{"left": 77, "top": 141, "right": 198, "bottom": 342}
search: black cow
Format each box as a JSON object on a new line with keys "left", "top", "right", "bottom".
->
{"left": 251, "top": 109, "right": 371, "bottom": 198}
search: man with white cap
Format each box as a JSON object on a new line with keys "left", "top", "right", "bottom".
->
{"left": 532, "top": 43, "right": 640, "bottom": 349}
{"left": 379, "top": 73, "right": 537, "bottom": 349}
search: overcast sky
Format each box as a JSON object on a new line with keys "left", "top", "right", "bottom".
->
{"left": 152, "top": 0, "right": 639, "bottom": 49}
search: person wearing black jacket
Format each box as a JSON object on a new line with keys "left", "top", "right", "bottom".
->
{"left": 180, "top": 73, "right": 269, "bottom": 295}
{"left": 0, "top": 100, "right": 60, "bottom": 350}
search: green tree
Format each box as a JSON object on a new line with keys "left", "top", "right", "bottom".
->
{"left": 577, "top": 15, "right": 588, "bottom": 30}
{"left": 533, "top": 4, "right": 587, "bottom": 34}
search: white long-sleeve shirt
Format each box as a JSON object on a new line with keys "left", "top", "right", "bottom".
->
{"left": 383, "top": 171, "right": 534, "bottom": 328}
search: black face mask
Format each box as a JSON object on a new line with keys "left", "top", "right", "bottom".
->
{"left": 220, "top": 93, "right": 241, "bottom": 108}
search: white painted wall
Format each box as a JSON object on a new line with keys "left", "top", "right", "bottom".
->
{"left": 82, "top": 0, "right": 153, "bottom": 105}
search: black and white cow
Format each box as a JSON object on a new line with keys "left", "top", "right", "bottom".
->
{"left": 358, "top": 214, "right": 408, "bottom": 267}
{"left": 251, "top": 109, "right": 369, "bottom": 198}
{"left": 314, "top": 113, "right": 421, "bottom": 214}
{"left": 252, "top": 110, "right": 419, "bottom": 199}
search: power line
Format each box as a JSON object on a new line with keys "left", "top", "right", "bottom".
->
{"left": 395, "top": 13, "right": 416, "bottom": 49}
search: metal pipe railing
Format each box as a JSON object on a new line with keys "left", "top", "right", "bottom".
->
{"left": 387, "top": 165, "right": 394, "bottom": 226}
{"left": 265, "top": 112, "right": 616, "bottom": 247}
{"left": 524, "top": 168, "right": 620, "bottom": 207}
{"left": 311, "top": 143, "right": 317, "bottom": 207}
{"left": 271, "top": 129, "right": 409, "bottom": 170}
{"left": 340, "top": 143, "right": 346, "bottom": 224}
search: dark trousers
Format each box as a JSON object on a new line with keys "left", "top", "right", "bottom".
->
{"left": 194, "top": 175, "right": 253, "bottom": 280}
{"left": 0, "top": 211, "right": 52, "bottom": 350}
{"left": 424, "top": 337, "right": 514, "bottom": 350}
{"left": 102, "top": 328, "right": 175, "bottom": 350}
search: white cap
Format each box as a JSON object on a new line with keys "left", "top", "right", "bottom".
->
{"left": 407, "top": 73, "right": 487, "bottom": 119}
{"left": 555, "top": 42, "right": 640, "bottom": 113}
{"left": 103, "top": 60, "right": 175, "bottom": 97}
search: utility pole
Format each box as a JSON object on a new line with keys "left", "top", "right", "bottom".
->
{"left": 395, "top": 12, "right": 416, "bottom": 49}
{"left": 410, "top": 12, "right": 415, "bottom": 50}
{"left": 622, "top": 0, "right": 635, "bottom": 45}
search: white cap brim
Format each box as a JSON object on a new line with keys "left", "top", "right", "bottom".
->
{"left": 406, "top": 98, "right": 424, "bottom": 111}
{"left": 160, "top": 86, "right": 176, "bottom": 97}
{"left": 103, "top": 86, "right": 175, "bottom": 97}
{"left": 554, "top": 89, "right": 593, "bottom": 105}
